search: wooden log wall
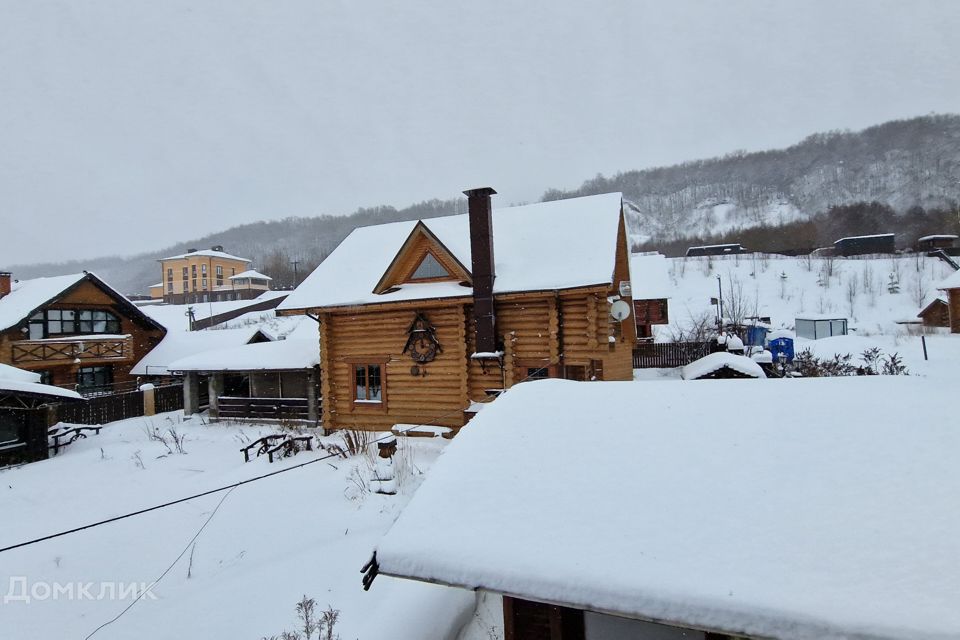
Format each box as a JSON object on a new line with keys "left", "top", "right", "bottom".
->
{"left": 322, "top": 303, "right": 469, "bottom": 433}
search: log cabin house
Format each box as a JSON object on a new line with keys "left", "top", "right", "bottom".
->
{"left": 0, "top": 271, "right": 167, "bottom": 393}
{"left": 917, "top": 295, "right": 950, "bottom": 328}
{"left": 278, "top": 188, "right": 636, "bottom": 433}
{"left": 938, "top": 269, "right": 960, "bottom": 333}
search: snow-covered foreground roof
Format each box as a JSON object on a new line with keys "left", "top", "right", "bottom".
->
{"left": 279, "top": 192, "right": 623, "bottom": 310}
{"left": 168, "top": 338, "right": 318, "bottom": 372}
{"left": 681, "top": 351, "right": 765, "bottom": 379}
{"left": 131, "top": 327, "right": 262, "bottom": 375}
{"left": 0, "top": 378, "right": 83, "bottom": 400}
{"left": 159, "top": 248, "right": 251, "bottom": 262}
{"left": 629, "top": 252, "right": 671, "bottom": 299}
{"left": 0, "top": 273, "right": 85, "bottom": 331}
{"left": 0, "top": 363, "right": 42, "bottom": 383}
{"left": 377, "top": 377, "right": 960, "bottom": 640}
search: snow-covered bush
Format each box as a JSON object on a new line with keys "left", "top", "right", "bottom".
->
{"left": 792, "top": 348, "right": 908, "bottom": 377}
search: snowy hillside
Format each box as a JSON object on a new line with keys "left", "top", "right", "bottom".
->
{"left": 551, "top": 115, "right": 960, "bottom": 244}
{"left": 657, "top": 252, "right": 956, "bottom": 339}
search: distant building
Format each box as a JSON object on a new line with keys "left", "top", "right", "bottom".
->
{"left": 937, "top": 270, "right": 960, "bottom": 334}
{"left": 156, "top": 246, "right": 271, "bottom": 303}
{"left": 918, "top": 234, "right": 958, "bottom": 252}
{"left": 795, "top": 316, "right": 848, "bottom": 340}
{"left": 629, "top": 253, "right": 671, "bottom": 339}
{"left": 684, "top": 243, "right": 746, "bottom": 257}
{"left": 0, "top": 271, "right": 166, "bottom": 393}
{"left": 833, "top": 233, "right": 895, "bottom": 257}
{"left": 917, "top": 296, "right": 950, "bottom": 328}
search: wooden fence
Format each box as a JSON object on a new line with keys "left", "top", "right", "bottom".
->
{"left": 154, "top": 383, "right": 185, "bottom": 413}
{"left": 217, "top": 396, "right": 311, "bottom": 422}
{"left": 632, "top": 341, "right": 713, "bottom": 369}
{"left": 56, "top": 388, "right": 145, "bottom": 425}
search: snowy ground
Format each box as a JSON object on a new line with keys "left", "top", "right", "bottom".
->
{"left": 659, "top": 253, "right": 954, "bottom": 338}
{"left": 0, "top": 415, "right": 473, "bottom": 639}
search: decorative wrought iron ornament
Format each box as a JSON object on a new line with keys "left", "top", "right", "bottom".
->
{"left": 403, "top": 312, "right": 442, "bottom": 364}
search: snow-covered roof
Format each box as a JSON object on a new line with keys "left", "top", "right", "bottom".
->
{"left": 376, "top": 378, "right": 960, "bottom": 640}
{"left": 0, "top": 273, "right": 85, "bottom": 331}
{"left": 229, "top": 269, "right": 272, "bottom": 280}
{"left": 681, "top": 351, "right": 765, "bottom": 379}
{"left": 167, "top": 338, "right": 318, "bottom": 372}
{"left": 796, "top": 314, "right": 848, "bottom": 321}
{"left": 0, "top": 378, "right": 83, "bottom": 400}
{"left": 159, "top": 249, "right": 251, "bottom": 262}
{"left": 937, "top": 269, "right": 960, "bottom": 290}
{"left": 279, "top": 192, "right": 623, "bottom": 310}
{"left": 0, "top": 363, "right": 42, "bottom": 383}
{"left": 918, "top": 234, "right": 958, "bottom": 242}
{"left": 130, "top": 327, "right": 262, "bottom": 376}
{"left": 0, "top": 272, "right": 165, "bottom": 336}
{"left": 834, "top": 233, "right": 894, "bottom": 243}
{"left": 918, "top": 295, "right": 949, "bottom": 317}
{"left": 628, "top": 253, "right": 671, "bottom": 300}
{"left": 139, "top": 292, "right": 288, "bottom": 331}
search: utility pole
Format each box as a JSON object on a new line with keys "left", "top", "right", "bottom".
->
{"left": 290, "top": 259, "right": 301, "bottom": 288}
{"left": 716, "top": 274, "right": 724, "bottom": 330}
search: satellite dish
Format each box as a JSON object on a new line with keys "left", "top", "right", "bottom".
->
{"left": 610, "top": 300, "right": 631, "bottom": 321}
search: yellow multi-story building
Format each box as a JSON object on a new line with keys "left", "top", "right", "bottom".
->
{"left": 154, "top": 245, "right": 271, "bottom": 303}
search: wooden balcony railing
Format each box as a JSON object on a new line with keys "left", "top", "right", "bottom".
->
{"left": 11, "top": 335, "right": 132, "bottom": 365}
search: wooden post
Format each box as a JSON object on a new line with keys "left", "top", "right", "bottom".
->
{"left": 378, "top": 437, "right": 397, "bottom": 459}
{"left": 183, "top": 372, "right": 200, "bottom": 416}
{"left": 208, "top": 373, "right": 223, "bottom": 420}
{"left": 141, "top": 383, "right": 156, "bottom": 417}
{"left": 306, "top": 367, "right": 319, "bottom": 425}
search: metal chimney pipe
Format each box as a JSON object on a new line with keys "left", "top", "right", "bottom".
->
{"left": 464, "top": 187, "right": 497, "bottom": 354}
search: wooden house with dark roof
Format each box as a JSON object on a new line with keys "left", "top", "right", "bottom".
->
{"left": 0, "top": 271, "right": 167, "bottom": 394}
{"left": 278, "top": 188, "right": 636, "bottom": 433}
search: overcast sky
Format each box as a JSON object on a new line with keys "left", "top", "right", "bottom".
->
{"left": 1, "top": 0, "right": 958, "bottom": 266}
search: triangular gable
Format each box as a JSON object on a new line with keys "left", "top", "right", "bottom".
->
{"left": 373, "top": 221, "right": 472, "bottom": 295}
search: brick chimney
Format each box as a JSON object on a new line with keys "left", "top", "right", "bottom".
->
{"left": 0, "top": 272, "right": 11, "bottom": 299}
{"left": 464, "top": 187, "right": 498, "bottom": 354}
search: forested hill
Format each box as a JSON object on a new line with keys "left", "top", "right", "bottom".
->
{"left": 9, "top": 114, "right": 960, "bottom": 295}
{"left": 546, "top": 114, "right": 960, "bottom": 246}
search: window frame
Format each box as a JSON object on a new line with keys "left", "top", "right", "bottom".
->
{"left": 77, "top": 365, "right": 113, "bottom": 394}
{"left": 514, "top": 360, "right": 561, "bottom": 385}
{"left": 27, "top": 308, "right": 122, "bottom": 338}
{"left": 346, "top": 357, "right": 389, "bottom": 410}
{"left": 407, "top": 251, "right": 454, "bottom": 282}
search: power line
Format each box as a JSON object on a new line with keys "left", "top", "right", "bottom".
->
{"left": 1, "top": 362, "right": 540, "bottom": 555}
{"left": 0, "top": 395, "right": 501, "bottom": 555}
{"left": 84, "top": 486, "right": 237, "bottom": 639}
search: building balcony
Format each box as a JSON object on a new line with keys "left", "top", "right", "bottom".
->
{"left": 10, "top": 335, "right": 133, "bottom": 366}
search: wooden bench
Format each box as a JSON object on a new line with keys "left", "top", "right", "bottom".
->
{"left": 48, "top": 425, "right": 104, "bottom": 456}
{"left": 266, "top": 436, "right": 314, "bottom": 463}
{"left": 240, "top": 434, "right": 285, "bottom": 462}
